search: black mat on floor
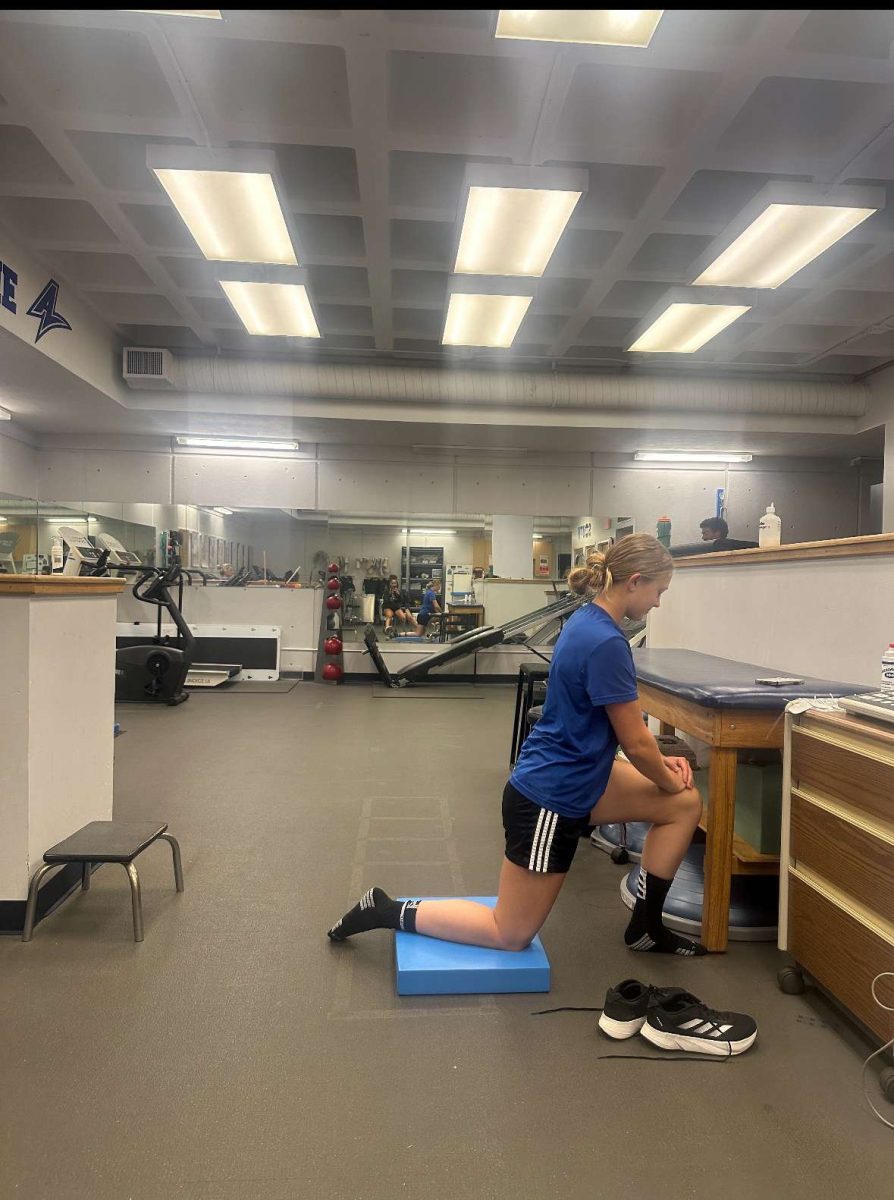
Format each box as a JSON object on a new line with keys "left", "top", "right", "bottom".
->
{"left": 191, "top": 679, "right": 301, "bottom": 694}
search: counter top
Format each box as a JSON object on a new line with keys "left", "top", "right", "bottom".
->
{"left": 673, "top": 532, "right": 894, "bottom": 567}
{"left": 0, "top": 574, "right": 126, "bottom": 595}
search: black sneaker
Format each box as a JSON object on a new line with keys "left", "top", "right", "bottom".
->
{"left": 641, "top": 990, "right": 757, "bottom": 1057}
{"left": 598, "top": 979, "right": 688, "bottom": 1040}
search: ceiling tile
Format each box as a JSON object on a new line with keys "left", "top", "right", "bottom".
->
{"left": 391, "top": 269, "right": 447, "bottom": 305}
{"left": 53, "top": 251, "right": 152, "bottom": 288}
{"left": 552, "top": 162, "right": 663, "bottom": 224}
{"left": 563, "top": 345, "right": 628, "bottom": 361}
{"left": 788, "top": 10, "right": 894, "bottom": 58}
{"left": 170, "top": 36, "right": 352, "bottom": 129}
{"left": 799, "top": 290, "right": 894, "bottom": 325}
{"left": 518, "top": 313, "right": 565, "bottom": 342}
{"left": 664, "top": 169, "right": 811, "bottom": 224}
{"left": 392, "top": 307, "right": 442, "bottom": 337}
{"left": 576, "top": 316, "right": 640, "bottom": 344}
{"left": 316, "top": 303, "right": 373, "bottom": 334}
{"left": 389, "top": 50, "right": 547, "bottom": 138}
{"left": 121, "top": 203, "right": 197, "bottom": 250}
{"left": 512, "top": 343, "right": 549, "bottom": 357}
{"left": 188, "top": 295, "right": 236, "bottom": 325}
{"left": 158, "top": 256, "right": 220, "bottom": 291}
{"left": 387, "top": 10, "right": 493, "bottom": 28}
{"left": 782, "top": 239, "right": 876, "bottom": 288}
{"left": 389, "top": 150, "right": 509, "bottom": 210}
{"left": 596, "top": 281, "right": 674, "bottom": 317}
{"left": 716, "top": 77, "right": 894, "bottom": 163}
{"left": 294, "top": 213, "right": 365, "bottom": 258}
{"left": 65, "top": 131, "right": 194, "bottom": 191}
{"left": 394, "top": 337, "right": 441, "bottom": 352}
{"left": 751, "top": 324, "right": 860, "bottom": 352}
{"left": 0, "top": 197, "right": 118, "bottom": 244}
{"left": 390, "top": 219, "right": 453, "bottom": 265}
{"left": 549, "top": 228, "right": 623, "bottom": 271}
{"left": 87, "top": 291, "right": 181, "bottom": 324}
{"left": 734, "top": 351, "right": 808, "bottom": 365}
{"left": 629, "top": 233, "right": 714, "bottom": 275}
{"left": 532, "top": 277, "right": 590, "bottom": 312}
{"left": 0, "top": 126, "right": 71, "bottom": 186}
{"left": 306, "top": 265, "right": 370, "bottom": 302}
{"left": 649, "top": 8, "right": 761, "bottom": 49}
{"left": 121, "top": 323, "right": 205, "bottom": 349}
{"left": 1, "top": 24, "right": 180, "bottom": 118}
{"left": 810, "top": 353, "right": 890, "bottom": 373}
{"left": 557, "top": 64, "right": 721, "bottom": 155}
{"left": 323, "top": 334, "right": 376, "bottom": 349}
{"left": 232, "top": 142, "right": 360, "bottom": 205}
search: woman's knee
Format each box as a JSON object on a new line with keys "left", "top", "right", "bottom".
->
{"left": 674, "top": 784, "right": 702, "bottom": 824}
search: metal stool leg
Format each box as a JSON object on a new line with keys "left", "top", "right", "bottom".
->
{"left": 22, "top": 863, "right": 58, "bottom": 943}
{"left": 81, "top": 862, "right": 91, "bottom": 892}
{"left": 124, "top": 862, "right": 144, "bottom": 942}
{"left": 159, "top": 834, "right": 184, "bottom": 892}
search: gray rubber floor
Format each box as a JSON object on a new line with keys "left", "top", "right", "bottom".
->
{"left": 1, "top": 684, "right": 891, "bottom": 1199}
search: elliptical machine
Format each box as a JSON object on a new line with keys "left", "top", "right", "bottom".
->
{"left": 115, "top": 564, "right": 197, "bottom": 706}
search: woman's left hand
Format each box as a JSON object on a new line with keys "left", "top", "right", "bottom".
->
{"left": 663, "top": 756, "right": 693, "bottom": 789}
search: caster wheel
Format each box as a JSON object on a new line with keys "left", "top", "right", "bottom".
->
{"left": 610, "top": 846, "right": 630, "bottom": 865}
{"left": 777, "top": 966, "right": 806, "bottom": 995}
{"left": 880, "top": 1067, "right": 894, "bottom": 1104}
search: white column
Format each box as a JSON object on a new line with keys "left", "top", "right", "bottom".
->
{"left": 492, "top": 514, "right": 533, "bottom": 578}
{"left": 0, "top": 578, "right": 121, "bottom": 908}
{"left": 884, "top": 422, "right": 894, "bottom": 533}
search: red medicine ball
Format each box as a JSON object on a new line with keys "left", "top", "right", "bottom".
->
{"left": 327, "top": 577, "right": 341, "bottom": 591}
{"left": 323, "top": 637, "right": 343, "bottom": 655}
{"left": 328, "top": 562, "right": 339, "bottom": 574}
{"left": 322, "top": 663, "right": 343, "bottom": 682}
{"left": 326, "top": 595, "right": 343, "bottom": 611}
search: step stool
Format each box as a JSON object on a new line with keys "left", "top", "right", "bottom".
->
{"left": 23, "top": 821, "right": 183, "bottom": 943}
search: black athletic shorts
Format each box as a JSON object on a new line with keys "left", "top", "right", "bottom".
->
{"left": 416, "top": 611, "right": 433, "bottom": 627}
{"left": 502, "top": 780, "right": 591, "bottom": 874}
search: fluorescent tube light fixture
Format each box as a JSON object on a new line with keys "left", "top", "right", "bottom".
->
{"left": 401, "top": 529, "right": 457, "bottom": 536}
{"left": 175, "top": 437, "right": 300, "bottom": 452}
{"left": 212, "top": 507, "right": 234, "bottom": 515}
{"left": 495, "top": 10, "right": 664, "bottom": 47}
{"left": 634, "top": 451, "right": 753, "bottom": 463}
{"left": 628, "top": 303, "right": 750, "bottom": 353}
{"left": 220, "top": 281, "right": 319, "bottom": 338}
{"left": 694, "top": 203, "right": 877, "bottom": 289}
{"left": 443, "top": 293, "right": 532, "bottom": 348}
{"left": 152, "top": 168, "right": 296, "bottom": 264}
{"left": 455, "top": 186, "right": 581, "bottom": 277}
{"left": 129, "top": 10, "right": 223, "bottom": 17}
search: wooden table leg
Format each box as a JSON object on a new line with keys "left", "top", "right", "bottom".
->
{"left": 702, "top": 747, "right": 737, "bottom": 952}
{"left": 659, "top": 721, "right": 676, "bottom": 736}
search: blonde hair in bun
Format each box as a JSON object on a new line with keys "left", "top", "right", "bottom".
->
{"left": 567, "top": 532, "right": 673, "bottom": 597}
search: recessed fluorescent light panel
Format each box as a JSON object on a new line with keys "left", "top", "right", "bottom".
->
{"left": 401, "top": 529, "right": 457, "bottom": 536}
{"left": 495, "top": 10, "right": 664, "bottom": 47}
{"left": 634, "top": 451, "right": 753, "bottom": 463}
{"left": 627, "top": 303, "right": 750, "bottom": 353}
{"left": 694, "top": 203, "right": 877, "bottom": 289}
{"left": 220, "top": 281, "right": 320, "bottom": 338}
{"left": 152, "top": 169, "right": 296, "bottom": 264}
{"left": 455, "top": 186, "right": 581, "bottom": 276}
{"left": 443, "top": 293, "right": 532, "bottom": 348}
{"left": 175, "top": 437, "right": 300, "bottom": 452}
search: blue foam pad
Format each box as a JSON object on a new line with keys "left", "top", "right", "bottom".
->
{"left": 395, "top": 897, "right": 550, "bottom": 996}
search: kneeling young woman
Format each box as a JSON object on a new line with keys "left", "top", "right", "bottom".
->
{"left": 328, "top": 533, "right": 705, "bottom": 957}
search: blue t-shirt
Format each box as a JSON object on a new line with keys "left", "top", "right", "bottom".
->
{"left": 510, "top": 604, "right": 638, "bottom": 819}
{"left": 419, "top": 588, "right": 438, "bottom": 614}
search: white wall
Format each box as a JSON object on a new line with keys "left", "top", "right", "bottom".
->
{"left": 492, "top": 514, "right": 534, "bottom": 578}
{"left": 886, "top": 423, "right": 894, "bottom": 533}
{"left": 0, "top": 430, "right": 38, "bottom": 500}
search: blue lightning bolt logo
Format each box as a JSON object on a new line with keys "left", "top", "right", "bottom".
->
{"left": 26, "top": 279, "right": 72, "bottom": 343}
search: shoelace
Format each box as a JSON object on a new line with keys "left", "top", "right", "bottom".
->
{"left": 530, "top": 1004, "right": 734, "bottom": 1061}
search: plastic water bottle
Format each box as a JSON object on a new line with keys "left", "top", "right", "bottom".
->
{"left": 882, "top": 644, "right": 894, "bottom": 696}
{"left": 656, "top": 516, "right": 672, "bottom": 548}
{"left": 758, "top": 502, "right": 781, "bottom": 548}
{"left": 51, "top": 534, "right": 64, "bottom": 573}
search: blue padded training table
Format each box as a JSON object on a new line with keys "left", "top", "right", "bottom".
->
{"left": 632, "top": 648, "right": 869, "bottom": 952}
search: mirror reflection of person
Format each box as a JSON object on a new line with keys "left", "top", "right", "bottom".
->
{"left": 382, "top": 574, "right": 414, "bottom": 638}
{"left": 415, "top": 578, "right": 442, "bottom": 636}
{"left": 219, "top": 563, "right": 235, "bottom": 579}
{"left": 699, "top": 517, "right": 758, "bottom": 551}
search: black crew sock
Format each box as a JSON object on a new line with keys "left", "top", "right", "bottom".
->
{"left": 327, "top": 887, "right": 420, "bottom": 941}
{"left": 624, "top": 867, "right": 706, "bottom": 957}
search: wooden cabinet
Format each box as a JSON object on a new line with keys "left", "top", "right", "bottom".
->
{"left": 780, "top": 711, "right": 894, "bottom": 1041}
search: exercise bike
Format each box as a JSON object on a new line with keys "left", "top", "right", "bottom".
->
{"left": 115, "top": 565, "right": 196, "bottom": 706}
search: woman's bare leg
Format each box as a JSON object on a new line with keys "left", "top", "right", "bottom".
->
{"left": 414, "top": 858, "right": 565, "bottom": 950}
{"left": 590, "top": 758, "right": 701, "bottom": 878}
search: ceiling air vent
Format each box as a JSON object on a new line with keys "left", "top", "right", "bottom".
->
{"left": 122, "top": 347, "right": 177, "bottom": 390}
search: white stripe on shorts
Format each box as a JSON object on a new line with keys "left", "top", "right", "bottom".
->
{"left": 537, "top": 811, "right": 559, "bottom": 873}
{"left": 528, "top": 807, "right": 547, "bottom": 871}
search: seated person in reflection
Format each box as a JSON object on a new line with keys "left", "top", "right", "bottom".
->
{"left": 415, "top": 578, "right": 442, "bottom": 636}
{"left": 382, "top": 574, "right": 414, "bottom": 637}
{"left": 669, "top": 516, "right": 758, "bottom": 557}
{"left": 219, "top": 562, "right": 236, "bottom": 579}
